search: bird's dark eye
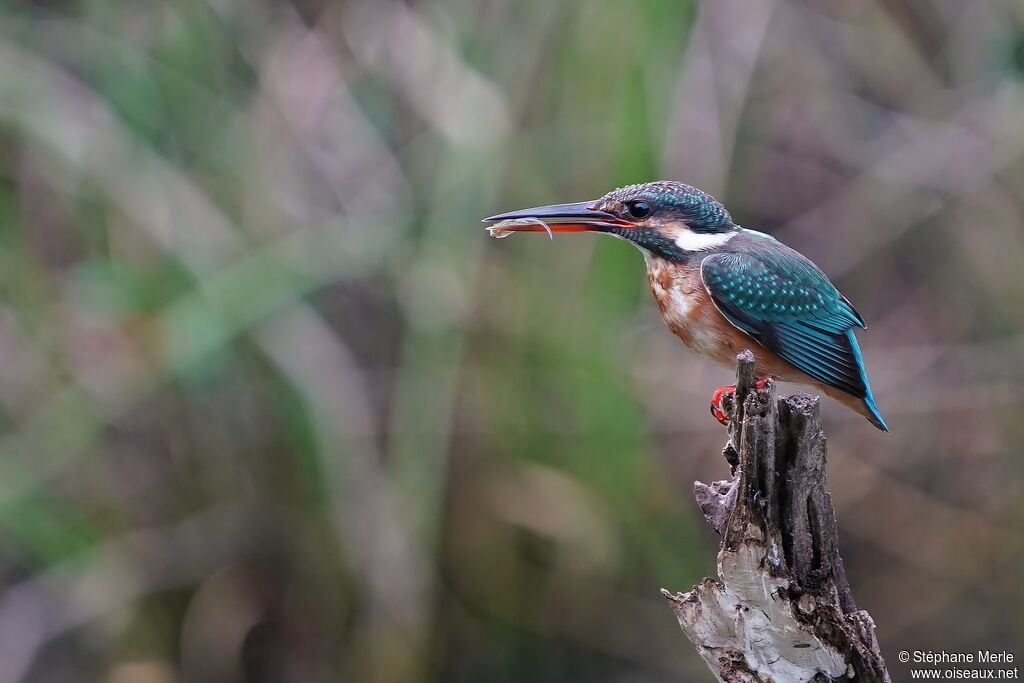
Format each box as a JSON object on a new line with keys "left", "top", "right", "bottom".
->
{"left": 626, "top": 200, "right": 652, "bottom": 219}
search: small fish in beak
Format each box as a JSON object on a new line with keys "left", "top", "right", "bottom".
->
{"left": 482, "top": 200, "right": 632, "bottom": 239}
{"left": 487, "top": 217, "right": 554, "bottom": 239}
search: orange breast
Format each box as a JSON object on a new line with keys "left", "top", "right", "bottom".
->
{"left": 645, "top": 258, "right": 805, "bottom": 381}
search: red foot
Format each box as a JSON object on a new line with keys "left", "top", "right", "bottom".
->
{"left": 709, "top": 385, "right": 733, "bottom": 425}
{"left": 710, "top": 376, "right": 771, "bottom": 425}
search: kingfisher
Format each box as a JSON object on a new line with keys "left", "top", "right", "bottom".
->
{"left": 484, "top": 181, "right": 888, "bottom": 431}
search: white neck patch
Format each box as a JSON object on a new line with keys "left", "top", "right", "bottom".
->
{"left": 674, "top": 229, "right": 737, "bottom": 252}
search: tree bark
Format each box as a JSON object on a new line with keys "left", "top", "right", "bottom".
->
{"left": 662, "top": 350, "right": 890, "bottom": 682}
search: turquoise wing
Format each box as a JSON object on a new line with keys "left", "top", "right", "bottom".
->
{"left": 699, "top": 248, "right": 871, "bottom": 400}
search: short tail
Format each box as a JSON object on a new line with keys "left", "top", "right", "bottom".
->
{"left": 819, "top": 383, "right": 889, "bottom": 432}
{"left": 847, "top": 329, "right": 888, "bottom": 432}
{"left": 861, "top": 392, "right": 889, "bottom": 432}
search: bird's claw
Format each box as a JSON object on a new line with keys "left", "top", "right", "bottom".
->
{"left": 710, "top": 385, "right": 732, "bottom": 425}
{"left": 710, "top": 376, "right": 771, "bottom": 426}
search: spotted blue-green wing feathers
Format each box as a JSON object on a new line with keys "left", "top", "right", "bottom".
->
{"left": 700, "top": 248, "right": 885, "bottom": 429}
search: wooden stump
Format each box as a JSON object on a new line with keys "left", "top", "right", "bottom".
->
{"left": 662, "top": 350, "right": 890, "bottom": 682}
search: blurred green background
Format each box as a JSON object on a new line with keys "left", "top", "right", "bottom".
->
{"left": 1, "top": 1, "right": 1023, "bottom": 681}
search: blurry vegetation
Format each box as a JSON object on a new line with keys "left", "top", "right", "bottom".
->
{"left": 0, "top": 1, "right": 1023, "bottom": 681}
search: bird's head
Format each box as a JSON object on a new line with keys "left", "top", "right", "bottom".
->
{"left": 484, "top": 181, "right": 738, "bottom": 261}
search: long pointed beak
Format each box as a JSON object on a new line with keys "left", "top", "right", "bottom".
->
{"left": 482, "top": 200, "right": 633, "bottom": 238}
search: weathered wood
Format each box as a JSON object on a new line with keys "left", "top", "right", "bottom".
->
{"left": 663, "top": 350, "right": 890, "bottom": 682}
